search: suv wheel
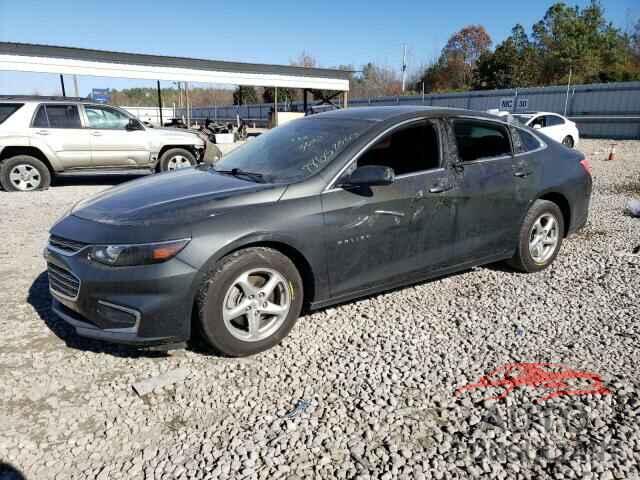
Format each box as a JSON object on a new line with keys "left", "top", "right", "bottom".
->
{"left": 507, "top": 199, "right": 564, "bottom": 272}
{"left": 159, "top": 148, "right": 196, "bottom": 172}
{"left": 197, "top": 247, "right": 303, "bottom": 357}
{"left": 0, "top": 155, "right": 51, "bottom": 192}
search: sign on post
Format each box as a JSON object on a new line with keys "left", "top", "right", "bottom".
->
{"left": 500, "top": 97, "right": 529, "bottom": 112}
{"left": 91, "top": 88, "right": 110, "bottom": 104}
{"left": 516, "top": 98, "right": 529, "bottom": 111}
{"left": 499, "top": 97, "right": 515, "bottom": 111}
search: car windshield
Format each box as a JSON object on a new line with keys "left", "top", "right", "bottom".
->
{"left": 512, "top": 114, "right": 534, "bottom": 125}
{"left": 214, "top": 117, "right": 371, "bottom": 183}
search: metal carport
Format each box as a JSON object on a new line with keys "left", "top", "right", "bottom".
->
{"left": 0, "top": 42, "right": 351, "bottom": 125}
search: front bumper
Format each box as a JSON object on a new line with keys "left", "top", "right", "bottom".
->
{"left": 45, "top": 245, "right": 199, "bottom": 346}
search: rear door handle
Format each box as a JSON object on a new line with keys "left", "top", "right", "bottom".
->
{"left": 36, "top": 130, "right": 49, "bottom": 136}
{"left": 514, "top": 171, "right": 530, "bottom": 178}
{"left": 91, "top": 131, "right": 102, "bottom": 137}
{"left": 429, "top": 184, "right": 453, "bottom": 194}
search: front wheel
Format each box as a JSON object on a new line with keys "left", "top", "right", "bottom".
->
{"left": 158, "top": 148, "right": 196, "bottom": 172}
{"left": 196, "top": 247, "right": 303, "bottom": 357}
{"left": 507, "top": 200, "right": 564, "bottom": 273}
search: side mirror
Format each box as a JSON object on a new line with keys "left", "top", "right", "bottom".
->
{"left": 343, "top": 165, "right": 395, "bottom": 187}
{"left": 126, "top": 118, "right": 143, "bottom": 131}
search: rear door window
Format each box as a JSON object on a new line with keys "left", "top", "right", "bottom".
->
{"left": 0, "top": 103, "right": 23, "bottom": 125}
{"left": 32, "top": 104, "right": 81, "bottom": 128}
{"left": 453, "top": 119, "right": 512, "bottom": 162}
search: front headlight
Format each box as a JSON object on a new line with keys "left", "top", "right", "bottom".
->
{"left": 88, "top": 239, "right": 190, "bottom": 267}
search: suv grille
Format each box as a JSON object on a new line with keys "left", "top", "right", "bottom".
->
{"left": 49, "top": 235, "right": 87, "bottom": 254}
{"left": 47, "top": 263, "right": 80, "bottom": 299}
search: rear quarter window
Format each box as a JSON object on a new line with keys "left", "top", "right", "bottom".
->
{"left": 0, "top": 103, "right": 23, "bottom": 125}
{"left": 517, "top": 128, "right": 544, "bottom": 152}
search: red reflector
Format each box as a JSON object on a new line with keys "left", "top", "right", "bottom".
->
{"left": 580, "top": 158, "right": 592, "bottom": 175}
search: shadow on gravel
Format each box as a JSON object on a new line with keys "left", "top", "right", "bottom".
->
{"left": 51, "top": 174, "right": 145, "bottom": 188}
{"left": 0, "top": 462, "right": 26, "bottom": 480}
{"left": 28, "top": 271, "right": 169, "bottom": 359}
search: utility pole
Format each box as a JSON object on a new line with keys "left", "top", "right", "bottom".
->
{"left": 401, "top": 44, "right": 408, "bottom": 93}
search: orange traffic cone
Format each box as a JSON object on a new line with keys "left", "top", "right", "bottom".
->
{"left": 608, "top": 144, "right": 616, "bottom": 161}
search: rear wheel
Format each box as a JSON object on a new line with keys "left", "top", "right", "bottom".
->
{"left": 197, "top": 247, "right": 303, "bottom": 357}
{"left": 562, "top": 136, "right": 574, "bottom": 148}
{"left": 507, "top": 200, "right": 564, "bottom": 272}
{"left": 0, "top": 155, "right": 51, "bottom": 192}
{"left": 158, "top": 148, "right": 196, "bottom": 172}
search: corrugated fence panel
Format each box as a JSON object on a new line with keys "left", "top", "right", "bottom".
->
{"left": 184, "top": 81, "right": 640, "bottom": 138}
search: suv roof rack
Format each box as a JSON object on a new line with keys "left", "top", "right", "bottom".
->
{"left": 0, "top": 95, "right": 90, "bottom": 101}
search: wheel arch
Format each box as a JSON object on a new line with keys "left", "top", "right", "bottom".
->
{"left": 222, "top": 240, "right": 316, "bottom": 308}
{"left": 537, "top": 191, "right": 571, "bottom": 237}
{"left": 0, "top": 146, "right": 55, "bottom": 175}
{"left": 156, "top": 145, "right": 199, "bottom": 170}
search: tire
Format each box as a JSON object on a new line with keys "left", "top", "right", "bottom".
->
{"left": 0, "top": 155, "right": 51, "bottom": 192}
{"left": 562, "top": 136, "right": 574, "bottom": 148}
{"left": 197, "top": 247, "right": 304, "bottom": 357}
{"left": 507, "top": 200, "right": 565, "bottom": 273}
{"left": 158, "top": 148, "right": 196, "bottom": 172}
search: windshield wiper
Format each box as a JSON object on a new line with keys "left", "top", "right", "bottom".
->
{"left": 213, "top": 168, "right": 266, "bottom": 183}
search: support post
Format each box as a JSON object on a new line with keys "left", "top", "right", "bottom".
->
{"left": 274, "top": 87, "right": 278, "bottom": 127}
{"left": 73, "top": 75, "right": 79, "bottom": 97}
{"left": 59, "top": 75, "right": 66, "bottom": 97}
{"left": 157, "top": 80, "right": 163, "bottom": 127}
{"left": 303, "top": 89, "right": 308, "bottom": 114}
{"left": 185, "top": 82, "right": 190, "bottom": 127}
{"left": 343, "top": 91, "right": 348, "bottom": 109}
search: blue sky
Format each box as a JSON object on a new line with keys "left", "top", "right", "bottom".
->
{"left": 1, "top": 0, "right": 637, "bottom": 95}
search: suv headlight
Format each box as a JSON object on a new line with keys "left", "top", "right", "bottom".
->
{"left": 88, "top": 239, "right": 190, "bottom": 267}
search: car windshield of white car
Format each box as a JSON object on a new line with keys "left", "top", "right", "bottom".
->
{"left": 214, "top": 117, "right": 371, "bottom": 183}
{"left": 513, "top": 114, "right": 533, "bottom": 125}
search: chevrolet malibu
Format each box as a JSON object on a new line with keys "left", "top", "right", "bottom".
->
{"left": 45, "top": 107, "right": 592, "bottom": 356}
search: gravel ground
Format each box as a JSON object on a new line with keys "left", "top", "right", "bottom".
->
{"left": 1, "top": 139, "right": 639, "bottom": 480}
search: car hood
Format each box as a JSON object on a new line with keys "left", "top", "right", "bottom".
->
{"left": 70, "top": 167, "right": 286, "bottom": 227}
{"left": 147, "top": 127, "right": 205, "bottom": 145}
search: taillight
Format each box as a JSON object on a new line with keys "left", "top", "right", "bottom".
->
{"left": 580, "top": 158, "right": 592, "bottom": 175}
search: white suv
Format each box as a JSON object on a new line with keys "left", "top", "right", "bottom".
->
{"left": 0, "top": 97, "right": 207, "bottom": 191}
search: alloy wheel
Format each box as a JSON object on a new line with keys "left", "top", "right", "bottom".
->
{"left": 9, "top": 164, "right": 42, "bottom": 191}
{"left": 222, "top": 268, "right": 291, "bottom": 342}
{"left": 528, "top": 213, "right": 559, "bottom": 263}
{"left": 166, "top": 155, "right": 192, "bottom": 171}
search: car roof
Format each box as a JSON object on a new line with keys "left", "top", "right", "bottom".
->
{"left": 308, "top": 105, "right": 506, "bottom": 123}
{"left": 516, "top": 111, "right": 565, "bottom": 117}
{"left": 0, "top": 95, "right": 90, "bottom": 103}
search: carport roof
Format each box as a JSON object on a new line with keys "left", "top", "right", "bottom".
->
{"left": 0, "top": 42, "right": 351, "bottom": 91}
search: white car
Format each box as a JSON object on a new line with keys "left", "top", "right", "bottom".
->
{"left": 0, "top": 96, "right": 209, "bottom": 191}
{"left": 512, "top": 112, "right": 579, "bottom": 148}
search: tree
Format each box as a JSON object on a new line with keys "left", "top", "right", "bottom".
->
{"left": 531, "top": 1, "right": 635, "bottom": 84}
{"left": 351, "top": 62, "right": 402, "bottom": 97}
{"left": 233, "top": 86, "right": 258, "bottom": 105}
{"left": 414, "top": 25, "right": 492, "bottom": 92}
{"left": 473, "top": 25, "right": 539, "bottom": 89}
{"left": 262, "top": 86, "right": 297, "bottom": 104}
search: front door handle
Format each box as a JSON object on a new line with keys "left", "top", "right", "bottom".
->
{"left": 36, "top": 130, "right": 49, "bottom": 136}
{"left": 514, "top": 171, "right": 531, "bottom": 178}
{"left": 429, "top": 184, "right": 453, "bottom": 194}
{"left": 91, "top": 131, "right": 103, "bottom": 137}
